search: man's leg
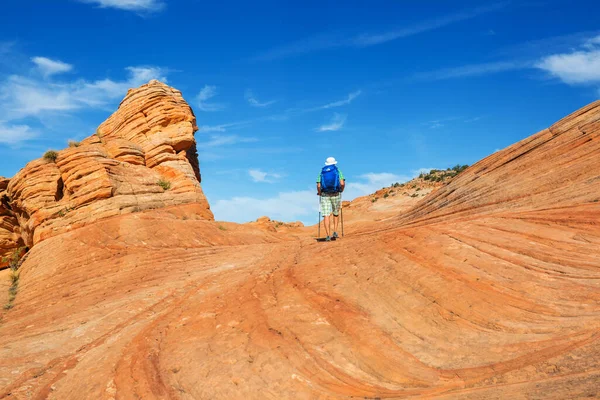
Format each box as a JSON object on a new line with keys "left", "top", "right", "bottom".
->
{"left": 321, "top": 195, "right": 332, "bottom": 238}
{"left": 332, "top": 193, "right": 341, "bottom": 237}
{"left": 333, "top": 214, "right": 339, "bottom": 234}
{"left": 323, "top": 214, "right": 331, "bottom": 237}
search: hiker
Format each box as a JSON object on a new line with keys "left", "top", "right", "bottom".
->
{"left": 317, "top": 157, "right": 345, "bottom": 241}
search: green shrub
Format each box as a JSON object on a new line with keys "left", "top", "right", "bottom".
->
{"left": 43, "top": 150, "right": 58, "bottom": 163}
{"left": 68, "top": 140, "right": 81, "bottom": 148}
{"left": 383, "top": 193, "right": 389, "bottom": 198}
{"left": 157, "top": 179, "right": 171, "bottom": 191}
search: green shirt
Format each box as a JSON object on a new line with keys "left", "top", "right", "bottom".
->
{"left": 316, "top": 168, "right": 345, "bottom": 183}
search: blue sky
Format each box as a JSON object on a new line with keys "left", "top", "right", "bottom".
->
{"left": 1, "top": 0, "right": 599, "bottom": 223}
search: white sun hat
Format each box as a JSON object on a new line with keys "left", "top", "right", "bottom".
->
{"left": 325, "top": 157, "right": 338, "bottom": 166}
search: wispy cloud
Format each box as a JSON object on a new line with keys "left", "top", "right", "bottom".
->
{"left": 32, "top": 57, "right": 73, "bottom": 77}
{"left": 0, "top": 65, "right": 167, "bottom": 119}
{"left": 212, "top": 189, "right": 316, "bottom": 223}
{"left": 0, "top": 59, "right": 167, "bottom": 145}
{"left": 352, "top": 2, "right": 508, "bottom": 47}
{"left": 198, "top": 89, "right": 360, "bottom": 134}
{"left": 77, "top": 0, "right": 165, "bottom": 12}
{"left": 320, "top": 90, "right": 361, "bottom": 109}
{"left": 196, "top": 85, "right": 226, "bottom": 112}
{"left": 245, "top": 89, "right": 277, "bottom": 107}
{"left": 317, "top": 113, "right": 346, "bottom": 132}
{"left": 253, "top": 2, "right": 508, "bottom": 61}
{"left": 428, "top": 121, "right": 444, "bottom": 129}
{"left": 198, "top": 134, "right": 257, "bottom": 147}
{"left": 423, "top": 116, "right": 482, "bottom": 129}
{"left": 536, "top": 34, "right": 600, "bottom": 85}
{"left": 0, "top": 121, "right": 38, "bottom": 145}
{"left": 248, "top": 169, "right": 282, "bottom": 183}
{"left": 412, "top": 61, "right": 526, "bottom": 81}
{"left": 345, "top": 172, "right": 410, "bottom": 200}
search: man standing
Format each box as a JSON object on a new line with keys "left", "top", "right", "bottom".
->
{"left": 317, "top": 157, "right": 345, "bottom": 241}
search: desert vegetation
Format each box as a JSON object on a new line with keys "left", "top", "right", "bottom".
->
{"left": 2, "top": 247, "right": 25, "bottom": 310}
{"left": 157, "top": 179, "right": 171, "bottom": 191}
{"left": 43, "top": 150, "right": 59, "bottom": 163}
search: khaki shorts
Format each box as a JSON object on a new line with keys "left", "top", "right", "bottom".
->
{"left": 320, "top": 193, "right": 342, "bottom": 216}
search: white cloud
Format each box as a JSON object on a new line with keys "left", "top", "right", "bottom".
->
{"left": 583, "top": 35, "right": 600, "bottom": 49}
{"left": 198, "top": 134, "right": 257, "bottom": 147}
{"left": 345, "top": 172, "right": 409, "bottom": 199}
{"left": 32, "top": 57, "right": 73, "bottom": 77}
{"left": 0, "top": 65, "right": 167, "bottom": 119}
{"left": 0, "top": 62, "right": 167, "bottom": 146}
{"left": 212, "top": 170, "right": 415, "bottom": 224}
{"left": 245, "top": 89, "right": 276, "bottom": 107}
{"left": 317, "top": 113, "right": 347, "bottom": 132}
{"left": 252, "top": 3, "right": 507, "bottom": 61}
{"left": 535, "top": 34, "right": 600, "bottom": 91}
{"left": 78, "top": 0, "right": 164, "bottom": 12}
{"left": 248, "top": 169, "right": 282, "bottom": 183}
{"left": 352, "top": 2, "right": 507, "bottom": 47}
{"left": 412, "top": 61, "right": 524, "bottom": 81}
{"left": 321, "top": 90, "right": 361, "bottom": 109}
{"left": 198, "top": 125, "right": 227, "bottom": 133}
{"left": 536, "top": 50, "right": 600, "bottom": 84}
{"left": 196, "top": 85, "right": 225, "bottom": 112}
{"left": 0, "top": 122, "right": 38, "bottom": 145}
{"left": 211, "top": 189, "right": 317, "bottom": 223}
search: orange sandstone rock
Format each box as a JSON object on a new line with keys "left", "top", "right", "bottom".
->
{"left": 1, "top": 94, "right": 599, "bottom": 399}
{"left": 3, "top": 80, "right": 212, "bottom": 249}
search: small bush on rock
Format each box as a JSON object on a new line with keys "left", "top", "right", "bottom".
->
{"left": 158, "top": 179, "right": 171, "bottom": 191}
{"left": 43, "top": 150, "right": 58, "bottom": 163}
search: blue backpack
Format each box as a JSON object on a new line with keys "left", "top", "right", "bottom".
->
{"left": 320, "top": 165, "right": 341, "bottom": 193}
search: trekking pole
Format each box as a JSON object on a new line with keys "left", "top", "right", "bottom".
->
{"left": 341, "top": 195, "right": 344, "bottom": 237}
{"left": 318, "top": 195, "right": 321, "bottom": 239}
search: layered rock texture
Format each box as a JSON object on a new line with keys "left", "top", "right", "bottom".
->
{"left": 0, "top": 92, "right": 599, "bottom": 399}
{"left": 0, "top": 80, "right": 212, "bottom": 262}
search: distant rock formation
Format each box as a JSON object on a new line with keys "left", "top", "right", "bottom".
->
{"left": 0, "top": 80, "right": 212, "bottom": 260}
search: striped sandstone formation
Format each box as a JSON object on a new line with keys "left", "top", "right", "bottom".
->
{"left": 0, "top": 89, "right": 599, "bottom": 399}
{"left": 0, "top": 80, "right": 212, "bottom": 260}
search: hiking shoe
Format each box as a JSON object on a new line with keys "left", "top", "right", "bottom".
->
{"left": 332, "top": 232, "right": 339, "bottom": 239}
{"left": 325, "top": 236, "right": 331, "bottom": 242}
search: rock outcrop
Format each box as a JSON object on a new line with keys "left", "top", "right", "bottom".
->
{"left": 0, "top": 177, "right": 23, "bottom": 268}
{"left": 1, "top": 96, "right": 599, "bottom": 399}
{"left": 1, "top": 81, "right": 212, "bottom": 252}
